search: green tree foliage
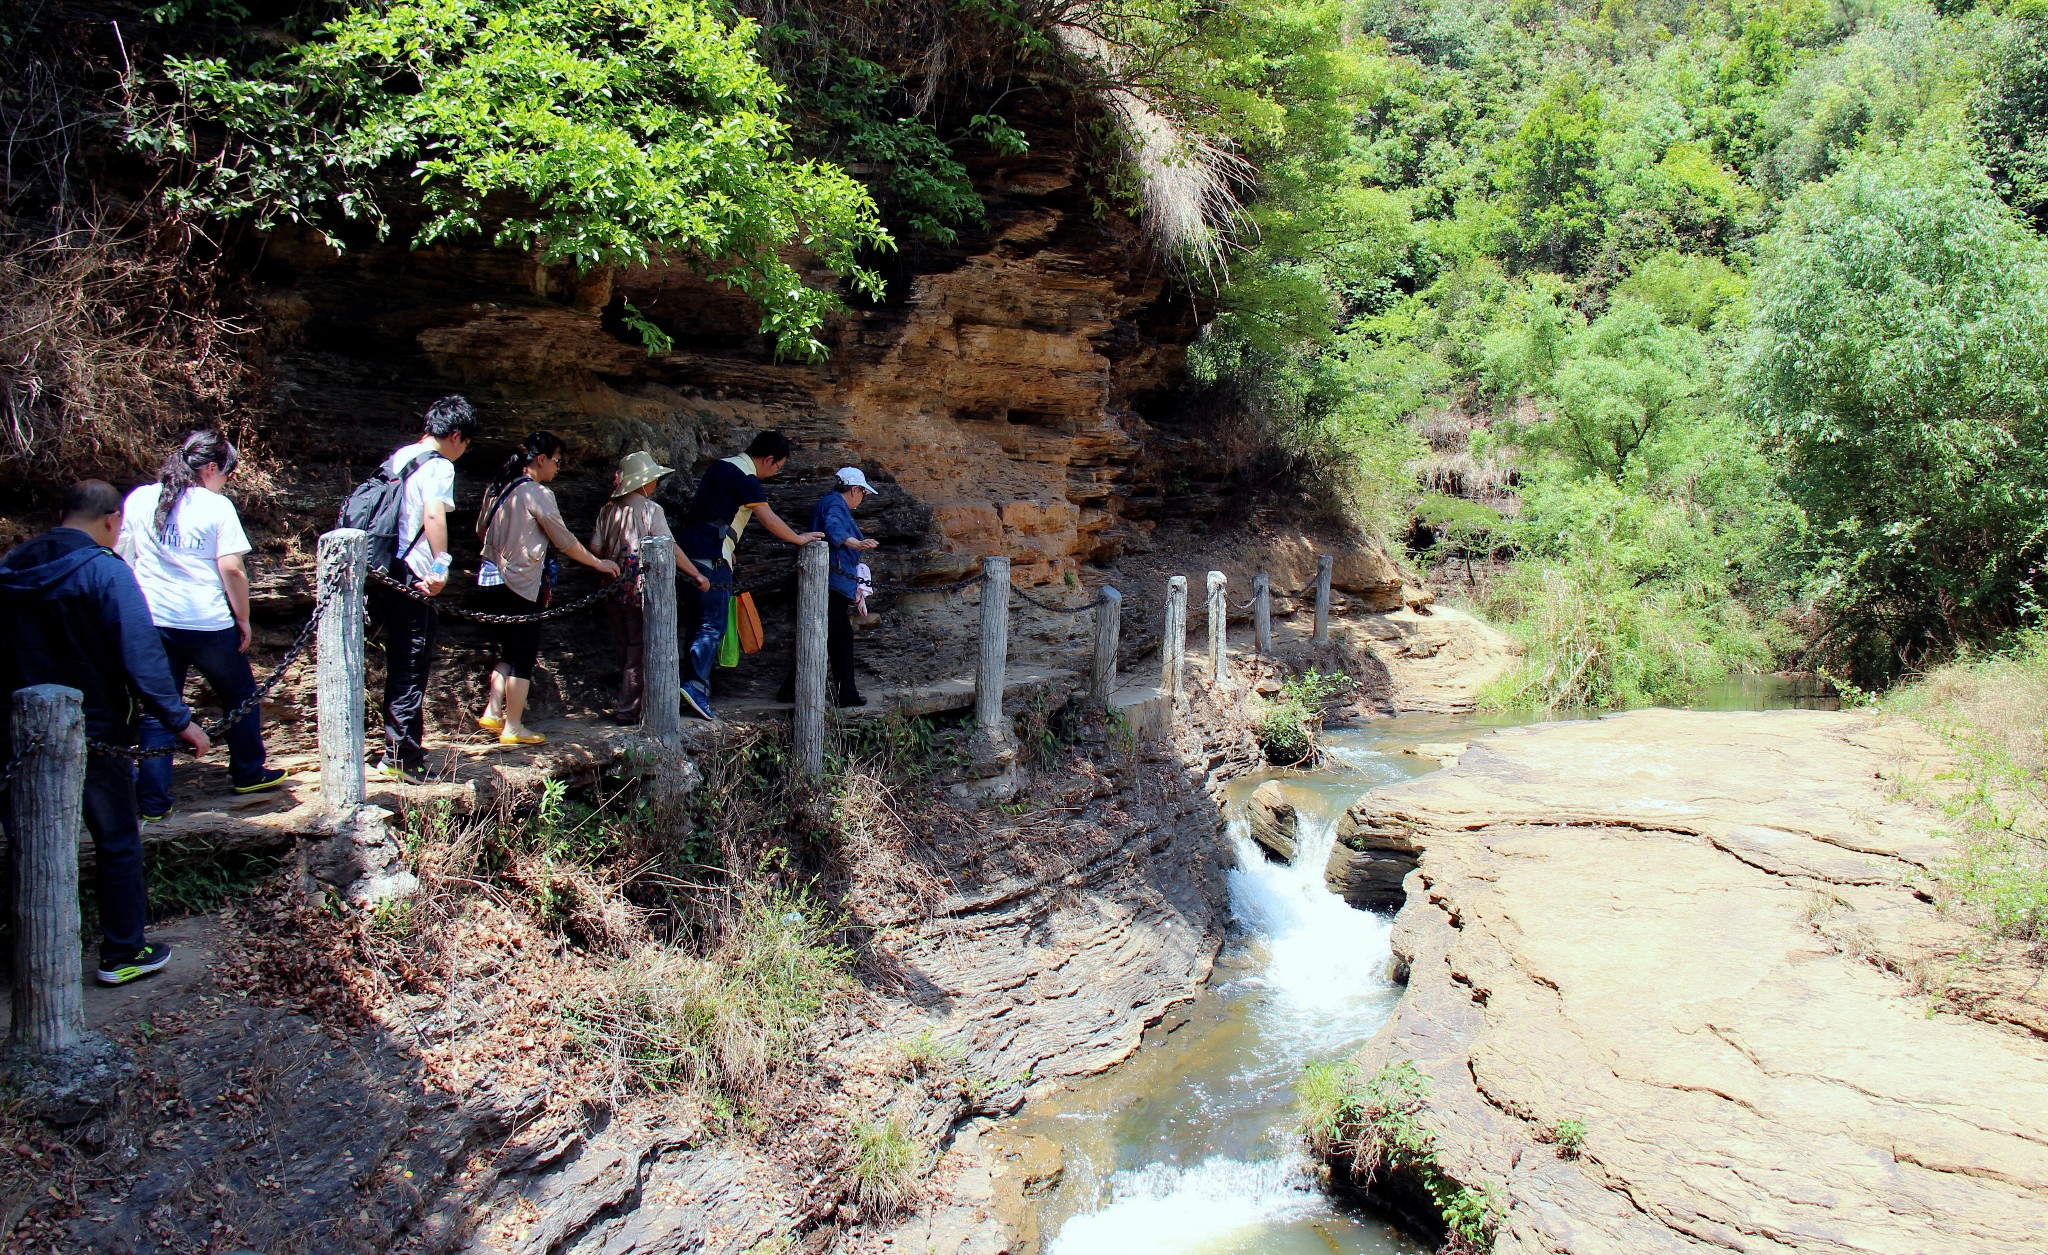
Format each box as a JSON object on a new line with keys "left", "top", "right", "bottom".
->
{"left": 1975, "top": 1, "right": 2048, "bottom": 229}
{"left": 125, "top": 0, "right": 891, "bottom": 359}
{"left": 1182, "top": 0, "right": 2048, "bottom": 703}
{"left": 1735, "top": 139, "right": 2048, "bottom": 679}
{"left": 1525, "top": 300, "right": 1710, "bottom": 482}
{"left": 1500, "top": 74, "right": 1608, "bottom": 270}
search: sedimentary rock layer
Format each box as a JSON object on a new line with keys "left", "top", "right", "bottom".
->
{"left": 1350, "top": 709, "right": 2048, "bottom": 1254}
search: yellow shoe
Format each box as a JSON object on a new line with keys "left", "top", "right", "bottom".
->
{"left": 478, "top": 714, "right": 505, "bottom": 733}
{"left": 499, "top": 731, "right": 545, "bottom": 746}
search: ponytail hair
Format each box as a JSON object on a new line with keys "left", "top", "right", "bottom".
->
{"left": 155, "top": 431, "right": 239, "bottom": 538}
{"left": 489, "top": 430, "right": 565, "bottom": 500}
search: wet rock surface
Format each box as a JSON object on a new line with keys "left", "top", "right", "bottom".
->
{"left": 1349, "top": 709, "right": 2048, "bottom": 1254}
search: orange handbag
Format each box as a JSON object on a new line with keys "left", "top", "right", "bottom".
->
{"left": 734, "top": 591, "right": 764, "bottom": 654}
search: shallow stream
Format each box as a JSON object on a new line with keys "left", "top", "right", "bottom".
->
{"left": 1005, "top": 676, "right": 1831, "bottom": 1254}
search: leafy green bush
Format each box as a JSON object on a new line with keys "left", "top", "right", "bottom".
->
{"left": 1975, "top": 2, "right": 2048, "bottom": 230}
{"left": 1297, "top": 1058, "right": 1503, "bottom": 1250}
{"left": 1255, "top": 670, "right": 1356, "bottom": 765}
{"left": 1734, "top": 137, "right": 2048, "bottom": 683}
{"left": 1476, "top": 444, "right": 1791, "bottom": 710}
{"left": 124, "top": 0, "right": 890, "bottom": 360}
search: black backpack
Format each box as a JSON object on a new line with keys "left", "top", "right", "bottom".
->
{"left": 337, "top": 450, "right": 444, "bottom": 574}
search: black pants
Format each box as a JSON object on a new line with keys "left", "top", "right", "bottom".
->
{"left": 780, "top": 591, "right": 862, "bottom": 704}
{"left": 136, "top": 625, "right": 268, "bottom": 814}
{"left": 828, "top": 590, "right": 859, "bottom": 702}
{"left": 479, "top": 584, "right": 542, "bottom": 679}
{"left": 370, "top": 581, "right": 438, "bottom": 773}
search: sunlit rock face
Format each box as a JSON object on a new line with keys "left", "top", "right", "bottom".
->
{"left": 1344, "top": 709, "right": 2048, "bottom": 1255}
{"left": 247, "top": 92, "right": 1204, "bottom": 589}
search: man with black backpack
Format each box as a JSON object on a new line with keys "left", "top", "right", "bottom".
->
{"left": 346, "top": 396, "right": 476, "bottom": 782}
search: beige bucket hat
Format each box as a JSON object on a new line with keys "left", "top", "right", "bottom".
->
{"left": 613, "top": 449, "right": 674, "bottom": 497}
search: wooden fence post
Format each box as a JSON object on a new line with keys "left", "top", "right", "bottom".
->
{"left": 9, "top": 685, "right": 86, "bottom": 1056}
{"left": 641, "top": 535, "right": 681, "bottom": 742}
{"left": 317, "top": 529, "right": 367, "bottom": 819}
{"left": 1314, "top": 554, "right": 1333, "bottom": 645}
{"left": 1162, "top": 575, "right": 1187, "bottom": 701}
{"left": 1254, "top": 573, "right": 1272, "bottom": 655}
{"left": 794, "top": 540, "right": 830, "bottom": 777}
{"left": 975, "top": 556, "right": 1012, "bottom": 741}
{"left": 1090, "top": 585, "right": 1121, "bottom": 707}
{"left": 1206, "top": 571, "right": 1227, "bottom": 682}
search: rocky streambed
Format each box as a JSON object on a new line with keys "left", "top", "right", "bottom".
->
{"left": 1347, "top": 709, "right": 2048, "bottom": 1253}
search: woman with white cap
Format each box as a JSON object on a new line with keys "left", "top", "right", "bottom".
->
{"left": 590, "top": 450, "right": 710, "bottom": 723}
{"left": 804, "top": 466, "right": 882, "bottom": 707}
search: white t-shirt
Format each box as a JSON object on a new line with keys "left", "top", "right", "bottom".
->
{"left": 390, "top": 444, "right": 457, "bottom": 578}
{"left": 119, "top": 483, "right": 252, "bottom": 631}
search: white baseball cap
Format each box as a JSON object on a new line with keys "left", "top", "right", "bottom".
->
{"left": 836, "top": 466, "right": 881, "bottom": 496}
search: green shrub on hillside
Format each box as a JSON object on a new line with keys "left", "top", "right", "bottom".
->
{"left": 1735, "top": 137, "right": 2048, "bottom": 683}
{"left": 1976, "top": 3, "right": 2048, "bottom": 230}
{"left": 1297, "top": 1058, "right": 1503, "bottom": 1250}
{"left": 1477, "top": 471, "right": 1787, "bottom": 710}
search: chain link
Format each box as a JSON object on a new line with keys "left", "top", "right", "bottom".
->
{"left": 724, "top": 563, "right": 987, "bottom": 598}
{"left": 0, "top": 733, "right": 47, "bottom": 794}
{"left": 367, "top": 565, "right": 634, "bottom": 622}
{"left": 732, "top": 563, "right": 796, "bottom": 594}
{"left": 1010, "top": 584, "right": 1114, "bottom": 615}
{"left": 868, "top": 570, "right": 987, "bottom": 597}
{"left": 87, "top": 563, "right": 347, "bottom": 762}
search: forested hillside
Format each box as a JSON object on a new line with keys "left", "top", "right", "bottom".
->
{"left": 1192, "top": 0, "right": 2048, "bottom": 700}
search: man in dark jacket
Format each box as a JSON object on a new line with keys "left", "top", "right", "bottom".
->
{"left": 0, "top": 480, "right": 210, "bottom": 986}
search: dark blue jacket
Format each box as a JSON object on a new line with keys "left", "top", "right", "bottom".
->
{"left": 0, "top": 528, "right": 192, "bottom": 744}
{"left": 812, "top": 491, "right": 864, "bottom": 599}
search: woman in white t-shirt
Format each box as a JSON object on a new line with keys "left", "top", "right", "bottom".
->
{"left": 119, "top": 432, "right": 286, "bottom": 820}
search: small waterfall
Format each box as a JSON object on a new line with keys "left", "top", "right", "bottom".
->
{"left": 1227, "top": 800, "right": 1396, "bottom": 1029}
{"left": 1047, "top": 783, "right": 1406, "bottom": 1255}
{"left": 1049, "top": 1156, "right": 1327, "bottom": 1251}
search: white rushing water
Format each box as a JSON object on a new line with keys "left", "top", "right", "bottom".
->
{"left": 1046, "top": 773, "right": 1410, "bottom": 1255}
{"left": 1034, "top": 691, "right": 1823, "bottom": 1254}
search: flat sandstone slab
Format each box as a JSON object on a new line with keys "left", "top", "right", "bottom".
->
{"left": 1352, "top": 708, "right": 2048, "bottom": 1254}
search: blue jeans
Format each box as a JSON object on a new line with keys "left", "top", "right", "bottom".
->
{"left": 137, "top": 625, "right": 267, "bottom": 814}
{"left": 683, "top": 562, "right": 732, "bottom": 696}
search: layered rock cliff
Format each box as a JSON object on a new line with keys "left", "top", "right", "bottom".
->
{"left": 244, "top": 89, "right": 1201, "bottom": 591}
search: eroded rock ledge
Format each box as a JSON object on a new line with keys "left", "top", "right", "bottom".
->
{"left": 1347, "top": 709, "right": 2048, "bottom": 1254}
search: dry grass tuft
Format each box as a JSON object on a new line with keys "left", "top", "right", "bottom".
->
{"left": 845, "top": 1114, "right": 922, "bottom": 1217}
{"left": 567, "top": 888, "right": 854, "bottom": 1103}
{"left": 1889, "top": 637, "right": 2048, "bottom": 779}
{"left": 1886, "top": 634, "right": 2048, "bottom": 944}
{"left": 1051, "top": 25, "right": 1249, "bottom": 280}
{"left": 0, "top": 212, "right": 272, "bottom": 503}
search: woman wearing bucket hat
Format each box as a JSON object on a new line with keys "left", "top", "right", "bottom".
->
{"left": 591, "top": 450, "right": 710, "bottom": 723}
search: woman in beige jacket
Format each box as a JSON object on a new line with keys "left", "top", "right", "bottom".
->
{"left": 474, "top": 431, "right": 618, "bottom": 745}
